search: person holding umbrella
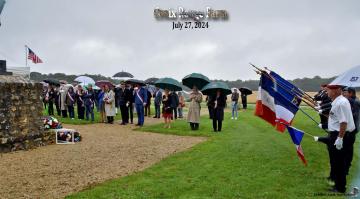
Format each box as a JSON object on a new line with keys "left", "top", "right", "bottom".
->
{"left": 118, "top": 82, "right": 132, "bottom": 125}
{"left": 188, "top": 86, "right": 203, "bottom": 130}
{"left": 127, "top": 83, "right": 135, "bottom": 124}
{"left": 202, "top": 82, "right": 232, "bottom": 131}
{"left": 182, "top": 73, "right": 210, "bottom": 130}
{"left": 210, "top": 90, "right": 227, "bottom": 132}
{"left": 162, "top": 89, "right": 173, "bottom": 128}
{"left": 98, "top": 86, "right": 106, "bottom": 123}
{"left": 239, "top": 87, "right": 252, "bottom": 110}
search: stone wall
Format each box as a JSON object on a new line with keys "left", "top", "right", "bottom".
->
{"left": 0, "top": 75, "right": 54, "bottom": 152}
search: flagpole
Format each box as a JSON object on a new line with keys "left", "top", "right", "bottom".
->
{"left": 25, "top": 45, "right": 28, "bottom": 67}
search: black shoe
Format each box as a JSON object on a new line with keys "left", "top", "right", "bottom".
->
{"left": 153, "top": 116, "right": 157, "bottom": 118}
{"left": 120, "top": 123, "right": 126, "bottom": 125}
{"left": 328, "top": 187, "right": 345, "bottom": 194}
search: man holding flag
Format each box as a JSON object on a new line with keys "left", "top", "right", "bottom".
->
{"left": 324, "top": 84, "right": 355, "bottom": 193}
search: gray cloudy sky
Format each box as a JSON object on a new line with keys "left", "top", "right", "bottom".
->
{"left": 0, "top": 0, "right": 360, "bottom": 81}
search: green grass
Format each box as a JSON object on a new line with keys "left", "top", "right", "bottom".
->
{"left": 67, "top": 107, "right": 358, "bottom": 198}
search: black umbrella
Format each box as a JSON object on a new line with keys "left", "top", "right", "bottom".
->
{"left": 145, "top": 77, "right": 159, "bottom": 85}
{"left": 182, "top": 73, "right": 210, "bottom": 90}
{"left": 239, "top": 87, "right": 253, "bottom": 95}
{"left": 201, "top": 82, "right": 232, "bottom": 95}
{"left": 125, "top": 79, "right": 146, "bottom": 86}
{"left": 113, "top": 71, "right": 134, "bottom": 78}
{"left": 43, "top": 79, "right": 60, "bottom": 86}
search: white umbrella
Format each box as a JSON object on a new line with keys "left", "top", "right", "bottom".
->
{"left": 74, "top": 76, "right": 95, "bottom": 85}
{"left": 330, "top": 65, "right": 360, "bottom": 87}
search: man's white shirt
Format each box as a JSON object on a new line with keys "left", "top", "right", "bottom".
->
{"left": 328, "top": 95, "right": 355, "bottom": 132}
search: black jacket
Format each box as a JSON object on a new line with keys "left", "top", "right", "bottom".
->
{"left": 209, "top": 94, "right": 227, "bottom": 109}
{"left": 118, "top": 88, "right": 132, "bottom": 106}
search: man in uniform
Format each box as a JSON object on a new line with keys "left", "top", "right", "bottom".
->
{"left": 326, "top": 84, "right": 355, "bottom": 193}
{"left": 342, "top": 87, "right": 360, "bottom": 176}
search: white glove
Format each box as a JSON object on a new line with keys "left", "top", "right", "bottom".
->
{"left": 334, "top": 137, "right": 343, "bottom": 150}
{"left": 318, "top": 124, "right": 322, "bottom": 129}
{"left": 314, "top": 136, "right": 319, "bottom": 142}
{"left": 318, "top": 110, "right": 323, "bottom": 114}
{"left": 315, "top": 106, "right": 321, "bottom": 110}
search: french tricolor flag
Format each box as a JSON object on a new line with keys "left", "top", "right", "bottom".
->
{"left": 286, "top": 126, "right": 307, "bottom": 166}
{"left": 255, "top": 74, "right": 276, "bottom": 126}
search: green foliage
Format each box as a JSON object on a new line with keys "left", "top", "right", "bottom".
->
{"left": 67, "top": 108, "right": 358, "bottom": 199}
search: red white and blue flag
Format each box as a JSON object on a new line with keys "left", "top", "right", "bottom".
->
{"left": 286, "top": 125, "right": 307, "bottom": 166}
{"left": 255, "top": 72, "right": 301, "bottom": 132}
{"left": 255, "top": 73, "right": 276, "bottom": 126}
{"left": 27, "top": 47, "right": 43, "bottom": 64}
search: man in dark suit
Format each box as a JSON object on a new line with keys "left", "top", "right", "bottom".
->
{"left": 153, "top": 87, "right": 162, "bottom": 118}
{"left": 127, "top": 83, "right": 134, "bottom": 124}
{"left": 170, "top": 91, "right": 179, "bottom": 120}
{"left": 119, "top": 82, "right": 131, "bottom": 125}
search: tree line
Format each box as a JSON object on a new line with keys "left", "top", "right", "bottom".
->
{"left": 30, "top": 72, "right": 336, "bottom": 92}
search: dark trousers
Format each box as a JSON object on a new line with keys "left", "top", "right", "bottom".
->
{"left": 208, "top": 106, "right": 213, "bottom": 119}
{"left": 318, "top": 135, "right": 335, "bottom": 180}
{"left": 212, "top": 107, "right": 224, "bottom": 132}
{"left": 155, "top": 104, "right": 161, "bottom": 118}
{"left": 68, "top": 105, "right": 75, "bottom": 118}
{"left": 107, "top": 116, "right": 114, "bottom": 124}
{"left": 120, "top": 105, "right": 129, "bottom": 123}
{"left": 145, "top": 104, "right": 151, "bottom": 116}
{"left": 135, "top": 104, "right": 145, "bottom": 125}
{"left": 77, "top": 105, "right": 85, "bottom": 119}
{"left": 48, "top": 102, "right": 54, "bottom": 115}
{"left": 129, "top": 104, "right": 134, "bottom": 123}
{"left": 320, "top": 114, "right": 329, "bottom": 129}
{"left": 172, "top": 107, "right": 177, "bottom": 120}
{"left": 55, "top": 102, "right": 61, "bottom": 116}
{"left": 329, "top": 131, "right": 348, "bottom": 192}
{"left": 61, "top": 110, "right": 68, "bottom": 118}
{"left": 242, "top": 102, "right": 247, "bottom": 109}
{"left": 190, "top": 123, "right": 199, "bottom": 130}
{"left": 85, "top": 105, "right": 94, "bottom": 121}
{"left": 345, "top": 131, "right": 356, "bottom": 175}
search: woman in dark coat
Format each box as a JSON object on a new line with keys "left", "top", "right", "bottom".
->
{"left": 66, "top": 86, "right": 76, "bottom": 119}
{"left": 75, "top": 85, "right": 86, "bottom": 120}
{"left": 162, "top": 89, "right": 173, "bottom": 128}
{"left": 211, "top": 90, "right": 227, "bottom": 132}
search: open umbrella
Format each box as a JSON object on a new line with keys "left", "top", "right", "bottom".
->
{"left": 95, "top": 80, "right": 114, "bottom": 89}
{"left": 239, "top": 87, "right": 253, "bottom": 95}
{"left": 145, "top": 77, "right": 159, "bottom": 85}
{"left": 330, "top": 65, "right": 360, "bottom": 87}
{"left": 155, "top": 77, "right": 182, "bottom": 91}
{"left": 201, "top": 82, "right": 232, "bottom": 95}
{"left": 125, "top": 79, "right": 146, "bottom": 86}
{"left": 182, "top": 73, "right": 210, "bottom": 90}
{"left": 74, "top": 76, "right": 95, "bottom": 85}
{"left": 43, "top": 79, "right": 60, "bottom": 86}
{"left": 113, "top": 71, "right": 134, "bottom": 78}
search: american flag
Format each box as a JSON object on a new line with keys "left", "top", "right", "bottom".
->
{"left": 27, "top": 47, "right": 43, "bottom": 64}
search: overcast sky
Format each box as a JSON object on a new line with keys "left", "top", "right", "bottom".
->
{"left": 0, "top": 0, "right": 359, "bottom": 81}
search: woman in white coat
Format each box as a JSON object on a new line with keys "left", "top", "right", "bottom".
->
{"left": 103, "top": 85, "right": 116, "bottom": 124}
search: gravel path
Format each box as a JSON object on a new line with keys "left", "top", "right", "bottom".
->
{"left": 0, "top": 118, "right": 206, "bottom": 199}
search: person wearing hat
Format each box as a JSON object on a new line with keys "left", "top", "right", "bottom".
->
{"left": 133, "top": 83, "right": 148, "bottom": 126}
{"left": 322, "top": 84, "right": 355, "bottom": 193}
{"left": 118, "top": 82, "right": 132, "bottom": 125}
{"left": 342, "top": 87, "right": 360, "bottom": 176}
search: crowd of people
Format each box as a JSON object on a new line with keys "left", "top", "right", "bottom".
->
{"left": 42, "top": 81, "right": 249, "bottom": 132}
{"left": 314, "top": 84, "right": 360, "bottom": 193}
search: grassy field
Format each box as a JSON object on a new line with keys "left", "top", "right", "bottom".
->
{"left": 67, "top": 107, "right": 359, "bottom": 199}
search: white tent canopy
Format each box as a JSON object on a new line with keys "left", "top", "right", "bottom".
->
{"left": 330, "top": 65, "right": 360, "bottom": 87}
